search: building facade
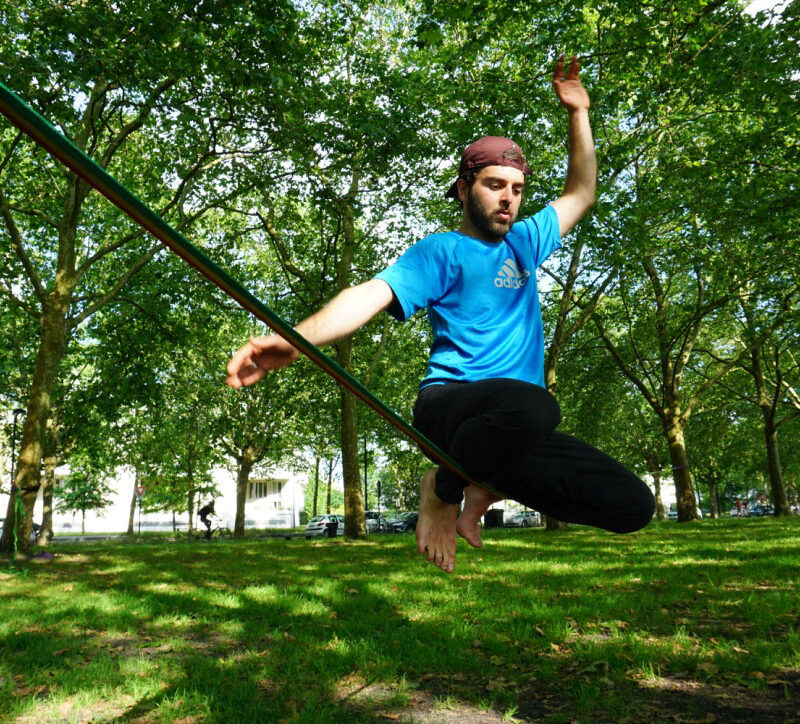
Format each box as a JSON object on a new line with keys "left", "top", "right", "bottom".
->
{"left": 0, "top": 465, "right": 306, "bottom": 536}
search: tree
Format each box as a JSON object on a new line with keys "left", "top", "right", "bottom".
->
{"left": 0, "top": 0, "right": 306, "bottom": 552}
{"left": 54, "top": 459, "right": 114, "bottom": 535}
{"left": 230, "top": 0, "right": 468, "bottom": 538}
{"left": 584, "top": 0, "right": 800, "bottom": 521}
{"left": 717, "top": 291, "right": 800, "bottom": 515}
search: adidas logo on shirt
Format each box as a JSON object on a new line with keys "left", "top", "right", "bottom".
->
{"left": 494, "top": 258, "right": 531, "bottom": 289}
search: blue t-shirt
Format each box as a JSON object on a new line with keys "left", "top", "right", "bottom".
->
{"left": 375, "top": 205, "right": 561, "bottom": 389}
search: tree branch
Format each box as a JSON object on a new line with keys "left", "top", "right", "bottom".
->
{"left": 0, "top": 277, "right": 39, "bottom": 318}
{"left": 0, "top": 188, "right": 47, "bottom": 303}
{"left": 683, "top": 316, "right": 787, "bottom": 418}
{"left": 592, "top": 315, "right": 663, "bottom": 415}
{"left": 8, "top": 203, "right": 60, "bottom": 230}
{"left": 256, "top": 207, "right": 314, "bottom": 288}
{"left": 363, "top": 315, "right": 391, "bottom": 388}
{"left": 75, "top": 228, "right": 145, "bottom": 278}
{"left": 67, "top": 243, "right": 161, "bottom": 328}
{"left": 619, "top": 280, "right": 659, "bottom": 394}
{"left": 0, "top": 131, "right": 24, "bottom": 179}
{"left": 99, "top": 77, "right": 178, "bottom": 169}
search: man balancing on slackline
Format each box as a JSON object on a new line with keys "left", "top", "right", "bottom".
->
{"left": 226, "top": 55, "right": 655, "bottom": 573}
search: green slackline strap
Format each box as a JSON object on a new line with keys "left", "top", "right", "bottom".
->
{"left": 0, "top": 80, "right": 500, "bottom": 500}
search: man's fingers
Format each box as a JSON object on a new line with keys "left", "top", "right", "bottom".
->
{"left": 226, "top": 347, "right": 252, "bottom": 377}
{"left": 226, "top": 335, "right": 278, "bottom": 377}
{"left": 226, "top": 334, "right": 299, "bottom": 389}
{"left": 552, "top": 52, "right": 565, "bottom": 82}
{"left": 226, "top": 365, "right": 265, "bottom": 389}
{"left": 237, "top": 367, "right": 266, "bottom": 387}
{"left": 566, "top": 55, "right": 580, "bottom": 80}
{"left": 553, "top": 53, "right": 581, "bottom": 84}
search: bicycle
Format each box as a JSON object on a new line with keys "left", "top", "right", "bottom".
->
{"left": 184, "top": 522, "right": 232, "bottom": 542}
{"left": 207, "top": 524, "right": 232, "bottom": 541}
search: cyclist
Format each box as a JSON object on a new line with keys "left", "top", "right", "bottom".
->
{"left": 198, "top": 500, "right": 216, "bottom": 540}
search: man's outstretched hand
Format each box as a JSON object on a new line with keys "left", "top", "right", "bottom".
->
{"left": 552, "top": 54, "right": 590, "bottom": 112}
{"left": 225, "top": 335, "right": 299, "bottom": 389}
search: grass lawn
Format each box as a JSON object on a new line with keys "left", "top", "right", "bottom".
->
{"left": 1, "top": 517, "right": 799, "bottom": 723}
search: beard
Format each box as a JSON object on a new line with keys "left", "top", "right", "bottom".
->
{"left": 466, "top": 188, "right": 517, "bottom": 241}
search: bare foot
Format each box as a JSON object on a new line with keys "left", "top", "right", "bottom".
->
{"left": 416, "top": 468, "right": 458, "bottom": 574}
{"left": 456, "top": 484, "right": 502, "bottom": 549}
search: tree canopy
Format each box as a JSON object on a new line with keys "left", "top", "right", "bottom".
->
{"left": 1, "top": 0, "right": 798, "bottom": 550}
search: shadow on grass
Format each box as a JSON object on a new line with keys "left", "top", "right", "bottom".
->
{"left": 1, "top": 517, "right": 798, "bottom": 721}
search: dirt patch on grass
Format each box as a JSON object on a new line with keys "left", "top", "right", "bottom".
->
{"left": 634, "top": 670, "right": 800, "bottom": 722}
{"left": 13, "top": 694, "right": 136, "bottom": 723}
{"left": 335, "top": 673, "right": 509, "bottom": 723}
{"left": 510, "top": 669, "right": 800, "bottom": 723}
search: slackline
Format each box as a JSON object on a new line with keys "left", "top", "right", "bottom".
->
{"left": 0, "top": 80, "right": 502, "bottom": 500}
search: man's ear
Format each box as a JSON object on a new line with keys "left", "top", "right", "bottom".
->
{"left": 457, "top": 178, "right": 468, "bottom": 208}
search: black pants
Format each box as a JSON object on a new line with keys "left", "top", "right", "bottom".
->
{"left": 412, "top": 379, "right": 655, "bottom": 534}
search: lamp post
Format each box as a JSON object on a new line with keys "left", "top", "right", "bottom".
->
{"left": 10, "top": 408, "right": 25, "bottom": 491}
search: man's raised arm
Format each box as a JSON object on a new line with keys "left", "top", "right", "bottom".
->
{"left": 549, "top": 54, "right": 597, "bottom": 238}
{"left": 225, "top": 278, "right": 394, "bottom": 389}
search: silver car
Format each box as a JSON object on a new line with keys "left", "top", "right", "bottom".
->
{"left": 505, "top": 510, "right": 541, "bottom": 528}
{"left": 305, "top": 514, "right": 344, "bottom": 538}
{"left": 365, "top": 511, "right": 388, "bottom": 533}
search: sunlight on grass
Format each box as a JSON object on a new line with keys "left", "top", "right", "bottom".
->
{"left": 1, "top": 517, "right": 798, "bottom": 721}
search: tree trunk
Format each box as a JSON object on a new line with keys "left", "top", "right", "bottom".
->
{"left": 81, "top": 508, "right": 86, "bottom": 535}
{"left": 645, "top": 453, "right": 666, "bottom": 520}
{"left": 705, "top": 476, "right": 720, "bottom": 519}
{"left": 186, "top": 447, "right": 195, "bottom": 531}
{"left": 0, "top": 302, "right": 71, "bottom": 554}
{"left": 762, "top": 418, "right": 790, "bottom": 516}
{"left": 335, "top": 169, "right": 366, "bottom": 539}
{"left": 544, "top": 515, "right": 568, "bottom": 531}
{"left": 744, "top": 312, "right": 791, "bottom": 516}
{"left": 38, "top": 452, "right": 57, "bottom": 546}
{"left": 187, "top": 488, "right": 195, "bottom": 532}
{"left": 663, "top": 416, "right": 698, "bottom": 521}
{"left": 37, "top": 412, "right": 63, "bottom": 546}
{"left": 127, "top": 472, "right": 139, "bottom": 536}
{"left": 544, "top": 356, "right": 558, "bottom": 396}
{"left": 326, "top": 457, "right": 333, "bottom": 514}
{"left": 339, "top": 382, "right": 365, "bottom": 537}
{"left": 654, "top": 473, "right": 666, "bottom": 520}
{"left": 234, "top": 455, "right": 254, "bottom": 538}
{"left": 313, "top": 455, "right": 320, "bottom": 517}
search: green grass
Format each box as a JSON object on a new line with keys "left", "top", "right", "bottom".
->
{"left": 1, "top": 517, "right": 798, "bottom": 722}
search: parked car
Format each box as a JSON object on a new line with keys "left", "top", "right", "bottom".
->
{"left": 505, "top": 510, "right": 540, "bottom": 528}
{"left": 365, "top": 511, "right": 388, "bottom": 533}
{"left": 387, "top": 511, "right": 418, "bottom": 532}
{"left": 305, "top": 514, "right": 344, "bottom": 538}
{"left": 750, "top": 505, "right": 774, "bottom": 517}
{"left": 667, "top": 507, "right": 703, "bottom": 520}
{"left": 0, "top": 518, "right": 41, "bottom": 542}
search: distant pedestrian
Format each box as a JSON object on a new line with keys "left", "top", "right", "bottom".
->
{"left": 198, "top": 501, "right": 215, "bottom": 540}
{"left": 735, "top": 499, "right": 742, "bottom": 517}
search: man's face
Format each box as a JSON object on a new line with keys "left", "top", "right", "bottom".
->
{"left": 460, "top": 165, "right": 525, "bottom": 241}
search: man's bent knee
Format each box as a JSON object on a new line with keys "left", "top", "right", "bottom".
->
{"left": 607, "top": 481, "right": 656, "bottom": 534}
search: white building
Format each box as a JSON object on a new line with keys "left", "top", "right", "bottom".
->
{"left": 0, "top": 464, "right": 306, "bottom": 535}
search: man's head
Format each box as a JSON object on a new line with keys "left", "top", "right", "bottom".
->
{"left": 446, "top": 136, "right": 530, "bottom": 242}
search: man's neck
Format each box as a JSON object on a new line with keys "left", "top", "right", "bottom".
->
{"left": 458, "top": 218, "right": 503, "bottom": 244}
